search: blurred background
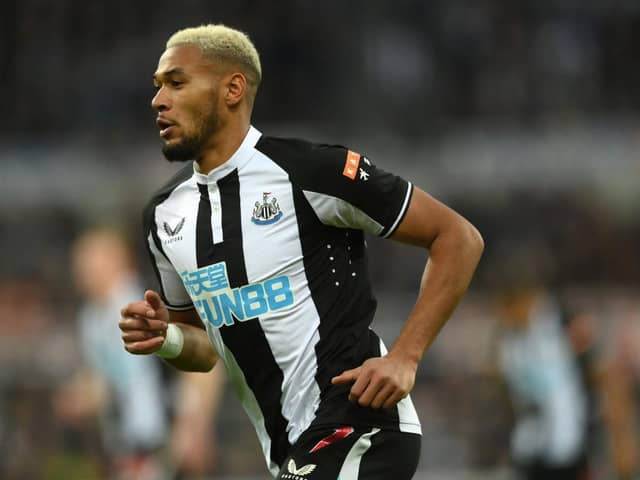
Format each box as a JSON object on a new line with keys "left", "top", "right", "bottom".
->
{"left": 2, "top": 0, "right": 640, "bottom": 479}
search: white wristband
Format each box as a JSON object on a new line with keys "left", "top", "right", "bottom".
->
{"left": 155, "top": 323, "right": 184, "bottom": 359}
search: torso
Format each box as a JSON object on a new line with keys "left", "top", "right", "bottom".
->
{"left": 144, "top": 126, "right": 421, "bottom": 474}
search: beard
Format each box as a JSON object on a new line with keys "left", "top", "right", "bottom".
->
{"left": 161, "top": 104, "right": 220, "bottom": 163}
{"left": 162, "top": 135, "right": 203, "bottom": 162}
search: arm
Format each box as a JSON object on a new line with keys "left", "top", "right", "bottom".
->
{"left": 119, "top": 290, "right": 218, "bottom": 372}
{"left": 332, "top": 186, "right": 484, "bottom": 408}
{"left": 386, "top": 186, "right": 484, "bottom": 365}
{"left": 171, "top": 367, "right": 226, "bottom": 474}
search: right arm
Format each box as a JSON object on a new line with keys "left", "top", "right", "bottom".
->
{"left": 119, "top": 289, "right": 218, "bottom": 372}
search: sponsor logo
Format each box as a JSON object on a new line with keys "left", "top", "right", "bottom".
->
{"left": 342, "top": 150, "right": 361, "bottom": 180}
{"left": 252, "top": 192, "right": 283, "bottom": 225}
{"left": 181, "top": 261, "right": 294, "bottom": 328}
{"left": 164, "top": 218, "right": 185, "bottom": 236}
{"left": 281, "top": 459, "right": 317, "bottom": 479}
{"left": 162, "top": 217, "right": 185, "bottom": 244}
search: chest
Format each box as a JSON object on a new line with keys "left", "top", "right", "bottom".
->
{"left": 157, "top": 174, "right": 303, "bottom": 283}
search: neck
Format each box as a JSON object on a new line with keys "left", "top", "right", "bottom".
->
{"left": 196, "top": 116, "right": 250, "bottom": 174}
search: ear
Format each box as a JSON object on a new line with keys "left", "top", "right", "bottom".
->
{"left": 224, "top": 72, "right": 247, "bottom": 107}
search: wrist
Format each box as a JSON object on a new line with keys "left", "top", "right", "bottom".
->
{"left": 387, "top": 347, "right": 420, "bottom": 371}
{"left": 156, "top": 323, "right": 184, "bottom": 359}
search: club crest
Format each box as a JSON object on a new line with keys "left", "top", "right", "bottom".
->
{"left": 251, "top": 192, "right": 283, "bottom": 225}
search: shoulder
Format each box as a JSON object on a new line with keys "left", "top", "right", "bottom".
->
{"left": 147, "top": 162, "right": 194, "bottom": 206}
{"left": 255, "top": 134, "right": 354, "bottom": 184}
{"left": 256, "top": 135, "right": 347, "bottom": 159}
{"left": 143, "top": 163, "right": 194, "bottom": 230}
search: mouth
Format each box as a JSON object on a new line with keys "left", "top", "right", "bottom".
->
{"left": 156, "top": 117, "right": 177, "bottom": 138}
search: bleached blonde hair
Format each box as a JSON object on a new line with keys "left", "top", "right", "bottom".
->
{"left": 167, "top": 24, "right": 262, "bottom": 93}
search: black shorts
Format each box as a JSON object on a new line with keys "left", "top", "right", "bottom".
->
{"left": 276, "top": 425, "right": 421, "bottom": 480}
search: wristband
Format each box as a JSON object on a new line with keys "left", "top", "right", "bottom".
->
{"left": 155, "top": 323, "right": 184, "bottom": 359}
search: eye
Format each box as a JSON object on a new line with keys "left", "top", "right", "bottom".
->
{"left": 170, "top": 80, "right": 183, "bottom": 88}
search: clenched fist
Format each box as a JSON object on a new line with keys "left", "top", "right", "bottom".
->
{"left": 119, "top": 290, "right": 169, "bottom": 354}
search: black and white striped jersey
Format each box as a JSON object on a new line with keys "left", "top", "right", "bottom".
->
{"left": 144, "top": 126, "right": 421, "bottom": 476}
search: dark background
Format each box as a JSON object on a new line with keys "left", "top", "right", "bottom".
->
{"left": 1, "top": 1, "right": 639, "bottom": 478}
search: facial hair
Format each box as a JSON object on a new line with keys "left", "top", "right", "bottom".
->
{"left": 162, "top": 101, "right": 220, "bottom": 163}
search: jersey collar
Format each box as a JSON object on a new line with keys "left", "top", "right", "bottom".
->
{"left": 193, "top": 125, "right": 262, "bottom": 183}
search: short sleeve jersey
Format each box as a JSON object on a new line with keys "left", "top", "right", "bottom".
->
{"left": 143, "top": 126, "right": 421, "bottom": 476}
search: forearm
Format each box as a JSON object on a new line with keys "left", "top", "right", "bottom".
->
{"left": 163, "top": 322, "right": 219, "bottom": 372}
{"left": 389, "top": 222, "right": 483, "bottom": 365}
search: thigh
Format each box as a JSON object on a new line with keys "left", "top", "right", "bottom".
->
{"left": 276, "top": 425, "right": 421, "bottom": 480}
{"left": 356, "top": 429, "right": 421, "bottom": 479}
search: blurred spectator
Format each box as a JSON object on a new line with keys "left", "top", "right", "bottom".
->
{"left": 55, "top": 227, "right": 168, "bottom": 479}
{"left": 563, "top": 309, "right": 604, "bottom": 469}
{"left": 53, "top": 226, "right": 227, "bottom": 479}
{"left": 491, "top": 247, "right": 590, "bottom": 479}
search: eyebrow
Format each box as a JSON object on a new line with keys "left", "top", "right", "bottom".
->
{"left": 152, "top": 67, "right": 186, "bottom": 82}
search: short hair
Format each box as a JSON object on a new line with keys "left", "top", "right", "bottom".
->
{"left": 167, "top": 24, "right": 261, "bottom": 92}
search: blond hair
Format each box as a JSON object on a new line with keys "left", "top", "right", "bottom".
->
{"left": 167, "top": 24, "right": 261, "bottom": 93}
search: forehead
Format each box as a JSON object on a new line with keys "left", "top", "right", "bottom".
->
{"left": 155, "top": 44, "right": 211, "bottom": 76}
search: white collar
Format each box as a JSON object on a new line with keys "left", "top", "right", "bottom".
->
{"left": 193, "top": 125, "right": 262, "bottom": 183}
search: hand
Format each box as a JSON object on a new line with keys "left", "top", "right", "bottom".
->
{"left": 331, "top": 354, "right": 417, "bottom": 409}
{"left": 119, "top": 290, "right": 169, "bottom": 355}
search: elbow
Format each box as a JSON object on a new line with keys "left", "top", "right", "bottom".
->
{"left": 170, "top": 347, "right": 218, "bottom": 373}
{"left": 469, "top": 222, "right": 485, "bottom": 261}
{"left": 198, "top": 350, "right": 219, "bottom": 372}
{"left": 429, "top": 217, "right": 484, "bottom": 265}
{"left": 458, "top": 220, "right": 484, "bottom": 267}
{"left": 188, "top": 359, "right": 217, "bottom": 373}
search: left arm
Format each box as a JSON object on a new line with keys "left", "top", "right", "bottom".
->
{"left": 332, "top": 186, "right": 484, "bottom": 408}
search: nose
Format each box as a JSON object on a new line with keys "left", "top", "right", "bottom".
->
{"left": 151, "top": 86, "right": 169, "bottom": 112}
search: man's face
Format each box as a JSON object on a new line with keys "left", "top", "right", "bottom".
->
{"left": 152, "top": 45, "right": 221, "bottom": 162}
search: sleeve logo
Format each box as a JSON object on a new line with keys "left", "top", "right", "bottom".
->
{"left": 342, "top": 150, "right": 361, "bottom": 180}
